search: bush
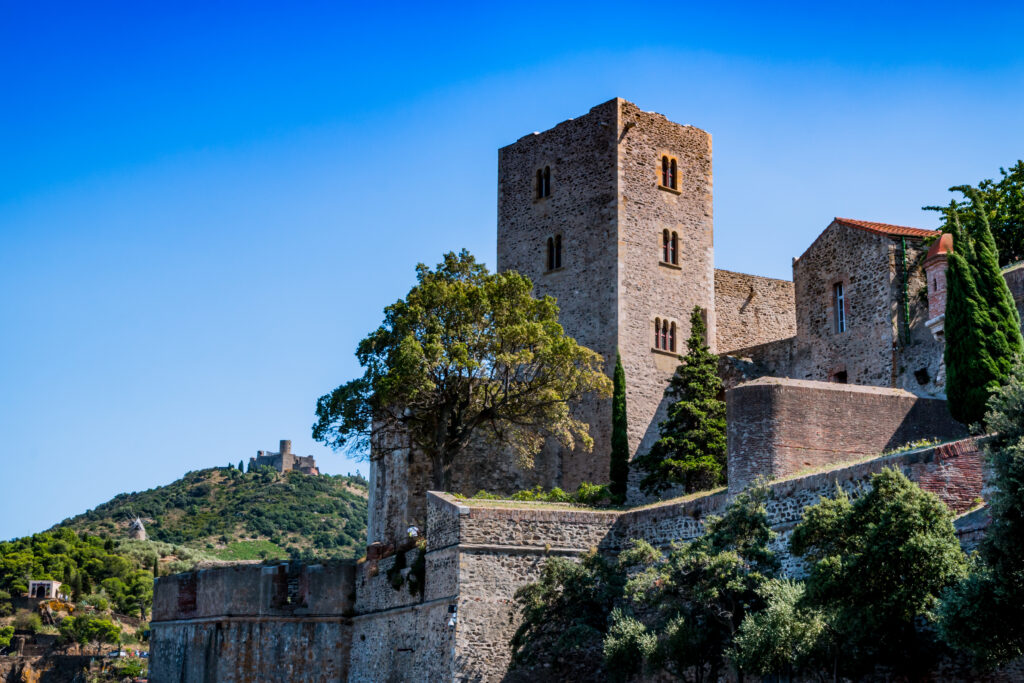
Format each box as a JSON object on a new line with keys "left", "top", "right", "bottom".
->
{"left": 14, "top": 610, "right": 42, "bottom": 633}
{"left": 0, "top": 625, "right": 13, "bottom": 649}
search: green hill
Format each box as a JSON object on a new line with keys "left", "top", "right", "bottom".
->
{"left": 52, "top": 466, "right": 369, "bottom": 565}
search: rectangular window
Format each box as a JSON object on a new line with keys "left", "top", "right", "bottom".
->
{"left": 833, "top": 283, "right": 846, "bottom": 333}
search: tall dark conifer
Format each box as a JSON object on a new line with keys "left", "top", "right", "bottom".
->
{"left": 608, "top": 352, "right": 629, "bottom": 501}
{"left": 943, "top": 190, "right": 1023, "bottom": 427}
{"left": 635, "top": 307, "right": 726, "bottom": 495}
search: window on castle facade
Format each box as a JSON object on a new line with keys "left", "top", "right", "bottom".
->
{"left": 536, "top": 166, "right": 551, "bottom": 199}
{"left": 660, "top": 156, "right": 678, "bottom": 190}
{"left": 654, "top": 318, "right": 676, "bottom": 351}
{"left": 546, "top": 234, "right": 562, "bottom": 271}
{"left": 833, "top": 282, "right": 846, "bottom": 333}
{"left": 661, "top": 230, "right": 679, "bottom": 265}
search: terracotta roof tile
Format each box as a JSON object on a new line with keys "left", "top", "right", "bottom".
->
{"left": 834, "top": 217, "right": 939, "bottom": 239}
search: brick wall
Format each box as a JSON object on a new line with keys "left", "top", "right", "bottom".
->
{"left": 715, "top": 269, "right": 796, "bottom": 354}
{"left": 726, "top": 377, "right": 965, "bottom": 493}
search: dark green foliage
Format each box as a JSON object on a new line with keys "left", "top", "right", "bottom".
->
{"left": 59, "top": 613, "right": 121, "bottom": 651}
{"left": 927, "top": 161, "right": 1024, "bottom": 267}
{"left": 510, "top": 487, "right": 777, "bottom": 681}
{"left": 939, "top": 362, "right": 1024, "bottom": 665}
{"left": 614, "top": 486, "right": 778, "bottom": 681}
{"left": 635, "top": 306, "right": 726, "bottom": 495}
{"left": 609, "top": 352, "right": 629, "bottom": 501}
{"left": 939, "top": 189, "right": 1023, "bottom": 427}
{"left": 238, "top": 460, "right": 244, "bottom": 471}
{"left": 510, "top": 550, "right": 625, "bottom": 681}
{"left": 790, "top": 468, "right": 967, "bottom": 676}
{"left": 0, "top": 625, "right": 13, "bottom": 649}
{"left": 51, "top": 468, "right": 368, "bottom": 560}
{"left": 313, "top": 249, "right": 612, "bottom": 491}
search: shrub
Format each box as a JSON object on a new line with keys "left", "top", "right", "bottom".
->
{"left": 14, "top": 610, "right": 42, "bottom": 633}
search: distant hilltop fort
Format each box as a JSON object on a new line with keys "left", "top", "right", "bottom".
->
{"left": 249, "top": 439, "right": 320, "bottom": 475}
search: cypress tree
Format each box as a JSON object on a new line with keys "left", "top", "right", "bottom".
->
{"left": 608, "top": 352, "right": 629, "bottom": 501}
{"left": 238, "top": 460, "right": 244, "bottom": 472}
{"left": 635, "top": 306, "right": 726, "bottom": 496}
{"left": 943, "top": 190, "right": 1023, "bottom": 427}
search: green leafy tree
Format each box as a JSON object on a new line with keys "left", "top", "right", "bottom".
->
{"left": 635, "top": 306, "right": 725, "bottom": 495}
{"left": 790, "top": 468, "right": 967, "bottom": 677}
{"left": 608, "top": 352, "right": 629, "bottom": 501}
{"left": 617, "top": 486, "right": 778, "bottom": 681}
{"left": 939, "top": 189, "right": 1023, "bottom": 427}
{"left": 0, "top": 625, "right": 13, "bottom": 649}
{"left": 730, "top": 579, "right": 830, "bottom": 678}
{"left": 510, "top": 549, "right": 626, "bottom": 682}
{"left": 59, "top": 614, "right": 121, "bottom": 653}
{"left": 927, "top": 161, "right": 1024, "bottom": 267}
{"left": 939, "top": 360, "right": 1024, "bottom": 665}
{"left": 313, "top": 250, "right": 613, "bottom": 491}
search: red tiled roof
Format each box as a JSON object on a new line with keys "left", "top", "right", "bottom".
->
{"left": 834, "top": 217, "right": 939, "bottom": 239}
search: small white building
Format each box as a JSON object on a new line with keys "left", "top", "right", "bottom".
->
{"left": 27, "top": 580, "right": 62, "bottom": 600}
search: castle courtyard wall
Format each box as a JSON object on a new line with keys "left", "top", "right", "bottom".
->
{"left": 714, "top": 269, "right": 796, "bottom": 354}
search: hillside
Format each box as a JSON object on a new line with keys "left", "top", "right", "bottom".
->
{"left": 52, "top": 466, "right": 369, "bottom": 565}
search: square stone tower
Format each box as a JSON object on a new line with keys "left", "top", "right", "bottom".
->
{"left": 497, "top": 98, "right": 714, "bottom": 496}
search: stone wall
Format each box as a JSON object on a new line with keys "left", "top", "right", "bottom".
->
{"left": 149, "top": 562, "right": 356, "bottom": 682}
{"left": 726, "top": 377, "right": 965, "bottom": 493}
{"left": 714, "top": 269, "right": 796, "bottom": 354}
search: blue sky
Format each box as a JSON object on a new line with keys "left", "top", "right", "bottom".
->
{"left": 2, "top": 2, "right": 1023, "bottom": 540}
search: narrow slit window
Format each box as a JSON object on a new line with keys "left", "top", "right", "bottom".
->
{"left": 660, "top": 320, "right": 669, "bottom": 350}
{"left": 654, "top": 318, "right": 662, "bottom": 349}
{"left": 546, "top": 237, "right": 555, "bottom": 271}
{"left": 669, "top": 322, "right": 677, "bottom": 351}
{"left": 834, "top": 283, "right": 846, "bottom": 333}
{"left": 669, "top": 158, "right": 677, "bottom": 189}
{"left": 669, "top": 232, "right": 678, "bottom": 264}
{"left": 536, "top": 169, "right": 544, "bottom": 199}
{"left": 554, "top": 234, "right": 562, "bottom": 269}
{"left": 662, "top": 230, "right": 670, "bottom": 262}
{"left": 537, "top": 167, "right": 551, "bottom": 199}
{"left": 543, "top": 166, "right": 551, "bottom": 197}
{"left": 662, "top": 157, "right": 670, "bottom": 188}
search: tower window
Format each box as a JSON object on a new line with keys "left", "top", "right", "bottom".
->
{"left": 545, "top": 234, "right": 563, "bottom": 271}
{"left": 833, "top": 282, "right": 846, "bottom": 333}
{"left": 660, "top": 230, "right": 679, "bottom": 265}
{"left": 536, "top": 166, "right": 551, "bottom": 199}
{"left": 660, "top": 156, "right": 678, "bottom": 190}
{"left": 654, "top": 318, "right": 676, "bottom": 351}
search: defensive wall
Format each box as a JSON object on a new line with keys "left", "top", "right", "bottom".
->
{"left": 726, "top": 377, "right": 966, "bottom": 492}
{"left": 714, "top": 268, "right": 796, "bottom": 354}
{"left": 151, "top": 379, "right": 983, "bottom": 682}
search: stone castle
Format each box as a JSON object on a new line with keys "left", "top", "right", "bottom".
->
{"left": 149, "top": 99, "right": 1020, "bottom": 681}
{"left": 249, "top": 439, "right": 320, "bottom": 475}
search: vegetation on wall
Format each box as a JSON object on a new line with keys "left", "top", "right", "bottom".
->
{"left": 511, "top": 470, "right": 975, "bottom": 680}
{"left": 608, "top": 351, "right": 629, "bottom": 502}
{"left": 312, "top": 249, "right": 612, "bottom": 491}
{"left": 635, "top": 306, "right": 726, "bottom": 495}
{"left": 941, "top": 190, "right": 1023, "bottom": 427}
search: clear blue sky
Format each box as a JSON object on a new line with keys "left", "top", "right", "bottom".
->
{"left": 2, "top": 2, "right": 1023, "bottom": 540}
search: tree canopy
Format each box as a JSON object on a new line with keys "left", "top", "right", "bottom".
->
{"left": 926, "top": 161, "right": 1024, "bottom": 267}
{"left": 313, "top": 249, "right": 612, "bottom": 490}
{"left": 790, "top": 468, "right": 967, "bottom": 676}
{"left": 941, "top": 190, "right": 1023, "bottom": 427}
{"left": 635, "top": 306, "right": 725, "bottom": 495}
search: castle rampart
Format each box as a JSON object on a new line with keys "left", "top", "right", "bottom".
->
{"left": 714, "top": 269, "right": 796, "bottom": 354}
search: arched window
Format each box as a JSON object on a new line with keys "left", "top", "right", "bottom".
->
{"left": 669, "top": 158, "right": 677, "bottom": 189}
{"left": 536, "top": 167, "right": 552, "bottom": 199}
{"left": 669, "top": 231, "right": 678, "bottom": 264}
{"left": 669, "top": 322, "right": 677, "bottom": 352}
{"left": 661, "top": 319, "right": 669, "bottom": 350}
{"left": 662, "top": 230, "right": 670, "bottom": 262}
{"left": 654, "top": 318, "right": 662, "bottom": 349}
{"left": 554, "top": 234, "right": 562, "bottom": 269}
{"left": 546, "top": 237, "right": 555, "bottom": 271}
{"left": 661, "top": 156, "right": 670, "bottom": 188}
